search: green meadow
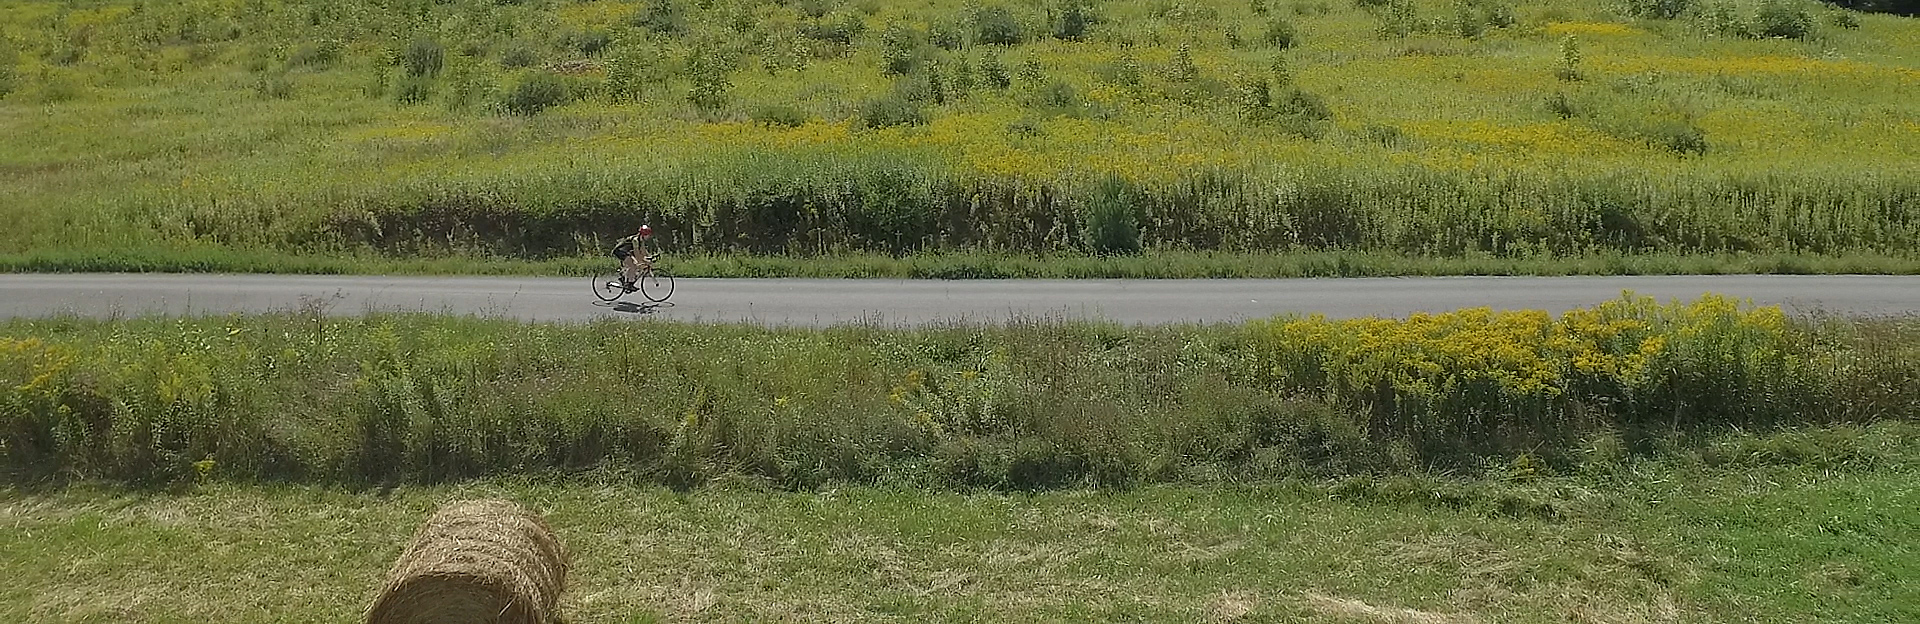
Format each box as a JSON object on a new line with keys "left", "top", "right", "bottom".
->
{"left": 1, "top": 0, "right": 1916, "bottom": 275}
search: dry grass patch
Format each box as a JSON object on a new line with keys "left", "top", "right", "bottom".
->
{"left": 1207, "top": 589, "right": 1260, "bottom": 622}
{"left": 1303, "top": 592, "right": 1483, "bottom": 624}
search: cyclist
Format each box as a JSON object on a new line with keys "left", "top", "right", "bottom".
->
{"left": 611, "top": 225, "right": 655, "bottom": 292}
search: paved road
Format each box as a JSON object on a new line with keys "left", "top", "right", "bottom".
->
{"left": 0, "top": 274, "right": 1914, "bottom": 326}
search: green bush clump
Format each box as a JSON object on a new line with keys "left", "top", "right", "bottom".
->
{"left": 859, "top": 93, "right": 929, "bottom": 128}
{"left": 1055, "top": 1, "right": 1098, "bottom": 41}
{"left": 500, "top": 42, "right": 541, "bottom": 69}
{"left": 563, "top": 29, "right": 612, "bottom": 56}
{"left": 1082, "top": 177, "right": 1142, "bottom": 254}
{"left": 635, "top": 0, "right": 688, "bottom": 35}
{"left": 1265, "top": 18, "right": 1299, "bottom": 48}
{"left": 393, "top": 75, "right": 433, "bottom": 104}
{"left": 972, "top": 5, "right": 1026, "bottom": 45}
{"left": 500, "top": 72, "right": 570, "bottom": 115}
{"left": 1625, "top": 0, "right": 1695, "bottom": 19}
{"left": 404, "top": 37, "right": 445, "bottom": 78}
{"left": 1755, "top": 0, "right": 1817, "bottom": 39}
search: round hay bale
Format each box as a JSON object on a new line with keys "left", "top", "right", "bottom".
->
{"left": 366, "top": 499, "right": 570, "bottom": 624}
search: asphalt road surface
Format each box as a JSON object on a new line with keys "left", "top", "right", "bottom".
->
{"left": 0, "top": 274, "right": 1914, "bottom": 326}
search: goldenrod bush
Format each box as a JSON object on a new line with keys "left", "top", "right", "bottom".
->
{"left": 1247, "top": 294, "right": 1825, "bottom": 458}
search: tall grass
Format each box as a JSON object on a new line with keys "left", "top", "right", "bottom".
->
{"left": 4, "top": 296, "right": 1914, "bottom": 488}
{"left": 1, "top": 0, "right": 1916, "bottom": 271}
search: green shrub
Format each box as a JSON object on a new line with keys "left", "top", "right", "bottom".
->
{"left": 1278, "top": 87, "right": 1332, "bottom": 120}
{"left": 1082, "top": 177, "right": 1142, "bottom": 255}
{"left": 801, "top": 12, "right": 866, "bottom": 46}
{"left": 1454, "top": 1, "right": 1488, "bottom": 37}
{"left": 604, "top": 43, "right": 663, "bottom": 101}
{"left": 635, "top": 0, "right": 687, "bottom": 35}
{"left": 501, "top": 72, "right": 570, "bottom": 115}
{"left": 1376, "top": 0, "right": 1420, "bottom": 38}
{"left": 1694, "top": 0, "right": 1751, "bottom": 37}
{"left": 563, "top": 29, "right": 612, "bottom": 56}
{"left": 900, "top": 64, "right": 951, "bottom": 104}
{"left": 881, "top": 20, "right": 927, "bottom": 75}
{"left": 931, "top": 20, "right": 966, "bottom": 49}
{"left": 1555, "top": 36, "right": 1583, "bottom": 81}
{"left": 403, "top": 37, "right": 445, "bottom": 78}
{"left": 972, "top": 5, "right": 1026, "bottom": 45}
{"left": 1265, "top": 18, "right": 1300, "bottom": 48}
{"left": 979, "top": 54, "right": 1012, "bottom": 89}
{"left": 1644, "top": 118, "right": 1709, "bottom": 155}
{"left": 1755, "top": 0, "right": 1816, "bottom": 39}
{"left": 500, "top": 42, "right": 541, "bottom": 69}
{"left": 859, "top": 93, "right": 929, "bottom": 128}
{"left": 394, "top": 75, "right": 433, "bottom": 104}
{"left": 1829, "top": 11, "right": 1860, "bottom": 28}
{"left": 444, "top": 59, "right": 496, "bottom": 111}
{"left": 1626, "top": 0, "right": 1695, "bottom": 19}
{"left": 687, "top": 47, "right": 734, "bottom": 111}
{"left": 1055, "top": 0, "right": 1098, "bottom": 41}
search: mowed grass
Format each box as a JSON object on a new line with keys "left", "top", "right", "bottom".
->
{"left": 5, "top": 436, "right": 1918, "bottom": 623}
{"left": 1, "top": 0, "right": 1918, "bottom": 274}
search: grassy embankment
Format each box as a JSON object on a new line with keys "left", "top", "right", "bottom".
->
{"left": 3, "top": 294, "right": 1916, "bottom": 488}
{"left": 3, "top": 294, "right": 1918, "bottom": 621}
{"left": 1, "top": 0, "right": 1917, "bottom": 276}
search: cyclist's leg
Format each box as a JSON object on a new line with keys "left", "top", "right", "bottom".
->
{"left": 619, "top": 253, "right": 639, "bottom": 286}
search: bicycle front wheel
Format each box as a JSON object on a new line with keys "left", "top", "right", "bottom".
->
{"left": 639, "top": 268, "right": 675, "bottom": 302}
{"left": 592, "top": 270, "right": 627, "bottom": 302}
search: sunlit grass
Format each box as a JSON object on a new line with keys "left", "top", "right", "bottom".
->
{"left": 1, "top": 0, "right": 1915, "bottom": 271}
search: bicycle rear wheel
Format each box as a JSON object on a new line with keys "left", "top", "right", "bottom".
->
{"left": 592, "top": 270, "right": 627, "bottom": 302}
{"left": 639, "top": 268, "right": 675, "bottom": 302}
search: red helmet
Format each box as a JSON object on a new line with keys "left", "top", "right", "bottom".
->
{"left": 638, "top": 225, "right": 653, "bottom": 238}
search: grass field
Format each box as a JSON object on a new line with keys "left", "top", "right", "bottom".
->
{"left": 2, "top": 0, "right": 1917, "bottom": 275}
{"left": 3, "top": 300, "right": 1916, "bottom": 620}
{"left": 5, "top": 437, "right": 1918, "bottom": 622}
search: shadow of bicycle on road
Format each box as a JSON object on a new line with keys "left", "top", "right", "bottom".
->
{"left": 592, "top": 300, "right": 675, "bottom": 315}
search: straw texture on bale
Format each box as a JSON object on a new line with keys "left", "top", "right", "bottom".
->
{"left": 366, "top": 499, "right": 570, "bottom": 624}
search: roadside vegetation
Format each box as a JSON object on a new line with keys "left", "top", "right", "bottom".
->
{"left": 1, "top": 0, "right": 1916, "bottom": 275}
{"left": 4, "top": 295, "right": 1914, "bottom": 488}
